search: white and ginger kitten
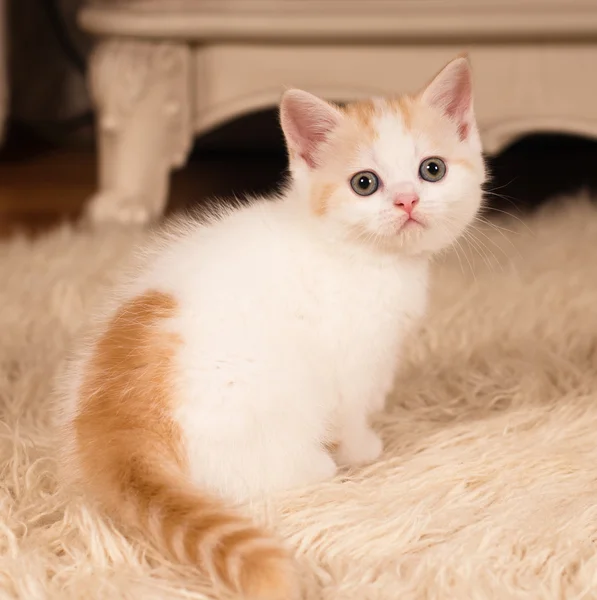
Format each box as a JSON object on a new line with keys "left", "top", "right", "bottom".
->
{"left": 58, "top": 56, "right": 485, "bottom": 599}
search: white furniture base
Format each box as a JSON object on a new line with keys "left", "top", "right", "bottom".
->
{"left": 79, "top": 0, "right": 597, "bottom": 224}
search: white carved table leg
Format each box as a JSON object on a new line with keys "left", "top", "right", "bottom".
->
{"left": 85, "top": 40, "right": 193, "bottom": 225}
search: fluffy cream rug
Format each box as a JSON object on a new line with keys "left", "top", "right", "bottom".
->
{"left": 2, "top": 198, "right": 597, "bottom": 599}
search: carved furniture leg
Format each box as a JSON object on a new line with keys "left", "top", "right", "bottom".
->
{"left": 85, "top": 40, "right": 193, "bottom": 225}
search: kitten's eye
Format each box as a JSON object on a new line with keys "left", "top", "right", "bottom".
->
{"left": 350, "top": 171, "right": 380, "bottom": 196}
{"left": 419, "top": 157, "right": 446, "bottom": 182}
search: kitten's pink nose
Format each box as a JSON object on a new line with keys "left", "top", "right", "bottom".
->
{"left": 393, "top": 193, "right": 419, "bottom": 215}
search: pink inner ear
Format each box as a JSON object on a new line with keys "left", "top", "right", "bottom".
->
{"left": 280, "top": 90, "right": 342, "bottom": 168}
{"left": 421, "top": 58, "right": 473, "bottom": 141}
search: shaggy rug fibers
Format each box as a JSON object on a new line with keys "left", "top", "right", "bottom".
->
{"left": 2, "top": 198, "right": 597, "bottom": 599}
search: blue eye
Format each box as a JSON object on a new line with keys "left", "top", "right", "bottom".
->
{"left": 419, "top": 157, "right": 447, "bottom": 182}
{"left": 350, "top": 171, "right": 380, "bottom": 196}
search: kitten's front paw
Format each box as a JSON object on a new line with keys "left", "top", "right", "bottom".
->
{"left": 337, "top": 428, "right": 383, "bottom": 467}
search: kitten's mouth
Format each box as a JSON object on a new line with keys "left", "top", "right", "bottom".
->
{"left": 398, "top": 216, "right": 425, "bottom": 232}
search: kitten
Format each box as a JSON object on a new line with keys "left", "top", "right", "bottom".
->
{"left": 57, "top": 55, "right": 485, "bottom": 599}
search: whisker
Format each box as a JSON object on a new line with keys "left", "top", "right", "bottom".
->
{"left": 485, "top": 176, "right": 518, "bottom": 193}
{"left": 447, "top": 233, "right": 466, "bottom": 276}
{"left": 483, "top": 177, "right": 520, "bottom": 209}
{"left": 437, "top": 219, "right": 475, "bottom": 279}
{"left": 474, "top": 218, "right": 523, "bottom": 261}
{"left": 483, "top": 206, "right": 533, "bottom": 233}
{"left": 437, "top": 212, "right": 493, "bottom": 273}
{"left": 470, "top": 221, "right": 515, "bottom": 257}
{"left": 464, "top": 228, "right": 505, "bottom": 273}
{"left": 475, "top": 216, "right": 518, "bottom": 236}
{"left": 461, "top": 229, "right": 495, "bottom": 273}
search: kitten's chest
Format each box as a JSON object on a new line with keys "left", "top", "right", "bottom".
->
{"left": 309, "top": 257, "right": 428, "bottom": 359}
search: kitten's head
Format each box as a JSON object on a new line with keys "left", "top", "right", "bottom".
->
{"left": 279, "top": 55, "right": 486, "bottom": 256}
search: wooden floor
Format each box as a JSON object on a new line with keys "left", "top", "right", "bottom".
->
{"left": 2, "top": 120, "right": 597, "bottom": 237}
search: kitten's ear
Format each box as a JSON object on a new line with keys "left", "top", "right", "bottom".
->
{"left": 420, "top": 55, "right": 476, "bottom": 142}
{"left": 279, "top": 89, "right": 343, "bottom": 168}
